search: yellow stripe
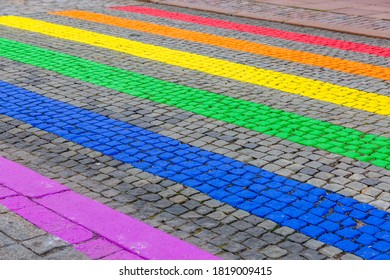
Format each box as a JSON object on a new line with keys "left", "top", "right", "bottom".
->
{"left": 0, "top": 16, "right": 389, "bottom": 116}
{"left": 51, "top": 10, "right": 390, "bottom": 81}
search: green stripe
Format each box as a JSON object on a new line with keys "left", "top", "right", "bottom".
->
{"left": 0, "top": 38, "right": 389, "bottom": 169}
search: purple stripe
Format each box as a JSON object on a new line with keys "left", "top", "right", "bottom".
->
{"left": 0, "top": 195, "right": 38, "bottom": 211}
{"left": 74, "top": 238, "right": 126, "bottom": 260}
{"left": 15, "top": 204, "right": 94, "bottom": 244}
{"left": 36, "top": 191, "right": 219, "bottom": 260}
{"left": 0, "top": 186, "right": 17, "bottom": 199}
{"left": 0, "top": 156, "right": 219, "bottom": 260}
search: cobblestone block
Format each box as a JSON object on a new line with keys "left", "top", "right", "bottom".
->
{"left": 288, "top": 233, "right": 311, "bottom": 244}
{"left": 0, "top": 213, "right": 45, "bottom": 241}
{"left": 0, "top": 232, "right": 14, "bottom": 247}
{"left": 340, "top": 253, "right": 363, "bottom": 260}
{"left": 300, "top": 249, "right": 327, "bottom": 260}
{"left": 0, "top": 244, "right": 40, "bottom": 260}
{"left": 45, "top": 247, "right": 89, "bottom": 260}
{"left": 319, "top": 246, "right": 343, "bottom": 258}
{"left": 303, "top": 239, "right": 325, "bottom": 250}
{"left": 261, "top": 232, "right": 284, "bottom": 245}
{"left": 22, "top": 234, "right": 69, "bottom": 255}
{"left": 230, "top": 220, "right": 253, "bottom": 231}
{"left": 261, "top": 245, "right": 288, "bottom": 259}
{"left": 259, "top": 220, "right": 278, "bottom": 230}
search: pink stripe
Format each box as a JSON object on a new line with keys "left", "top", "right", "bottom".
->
{"left": 0, "top": 195, "right": 37, "bottom": 210}
{"left": 0, "top": 185, "right": 17, "bottom": 198}
{"left": 36, "top": 191, "right": 219, "bottom": 260}
{"left": 111, "top": 6, "right": 390, "bottom": 58}
{"left": 15, "top": 204, "right": 95, "bottom": 244}
{"left": 74, "top": 238, "right": 126, "bottom": 259}
{"left": 0, "top": 156, "right": 219, "bottom": 260}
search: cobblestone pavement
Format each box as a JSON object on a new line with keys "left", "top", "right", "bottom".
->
{"left": 0, "top": 0, "right": 389, "bottom": 260}
{"left": 147, "top": 0, "right": 390, "bottom": 39}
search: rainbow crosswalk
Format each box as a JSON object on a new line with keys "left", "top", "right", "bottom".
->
{"left": 0, "top": 16, "right": 389, "bottom": 117}
{"left": 0, "top": 5, "right": 389, "bottom": 260}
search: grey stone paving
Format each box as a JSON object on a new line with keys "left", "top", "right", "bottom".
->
{"left": 0, "top": 0, "right": 388, "bottom": 260}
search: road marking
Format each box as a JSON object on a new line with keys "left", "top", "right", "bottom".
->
{"left": 50, "top": 10, "right": 390, "bottom": 81}
{"left": 0, "top": 16, "right": 389, "bottom": 116}
{"left": 111, "top": 6, "right": 390, "bottom": 58}
{"left": 0, "top": 155, "right": 217, "bottom": 260}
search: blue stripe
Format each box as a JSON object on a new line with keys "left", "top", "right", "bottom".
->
{"left": 1, "top": 81, "right": 389, "bottom": 259}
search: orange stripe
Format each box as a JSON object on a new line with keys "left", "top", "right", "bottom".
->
{"left": 51, "top": 10, "right": 390, "bottom": 81}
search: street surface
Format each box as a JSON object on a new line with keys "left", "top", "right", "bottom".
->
{"left": 0, "top": 0, "right": 389, "bottom": 260}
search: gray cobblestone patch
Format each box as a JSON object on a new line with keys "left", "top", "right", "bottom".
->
{"left": 0, "top": 212, "right": 45, "bottom": 241}
{"left": 0, "top": 208, "right": 88, "bottom": 259}
{"left": 261, "top": 245, "right": 288, "bottom": 259}
{"left": 45, "top": 247, "right": 89, "bottom": 260}
{"left": 320, "top": 246, "right": 343, "bottom": 258}
{"left": 22, "top": 235, "right": 69, "bottom": 255}
{"left": 303, "top": 239, "right": 325, "bottom": 251}
{"left": 341, "top": 254, "right": 363, "bottom": 260}
{"left": 0, "top": 244, "right": 40, "bottom": 260}
{"left": 300, "top": 249, "right": 327, "bottom": 260}
{"left": 0, "top": 232, "right": 14, "bottom": 248}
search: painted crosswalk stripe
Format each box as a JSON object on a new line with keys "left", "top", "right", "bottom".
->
{"left": 0, "top": 156, "right": 218, "bottom": 260}
{"left": 1, "top": 81, "right": 390, "bottom": 259}
{"left": 0, "top": 38, "right": 389, "bottom": 170}
{"left": 0, "top": 16, "right": 389, "bottom": 117}
{"left": 111, "top": 6, "right": 390, "bottom": 58}
{"left": 50, "top": 10, "right": 390, "bottom": 81}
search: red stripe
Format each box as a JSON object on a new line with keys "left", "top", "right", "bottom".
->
{"left": 111, "top": 6, "right": 390, "bottom": 58}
